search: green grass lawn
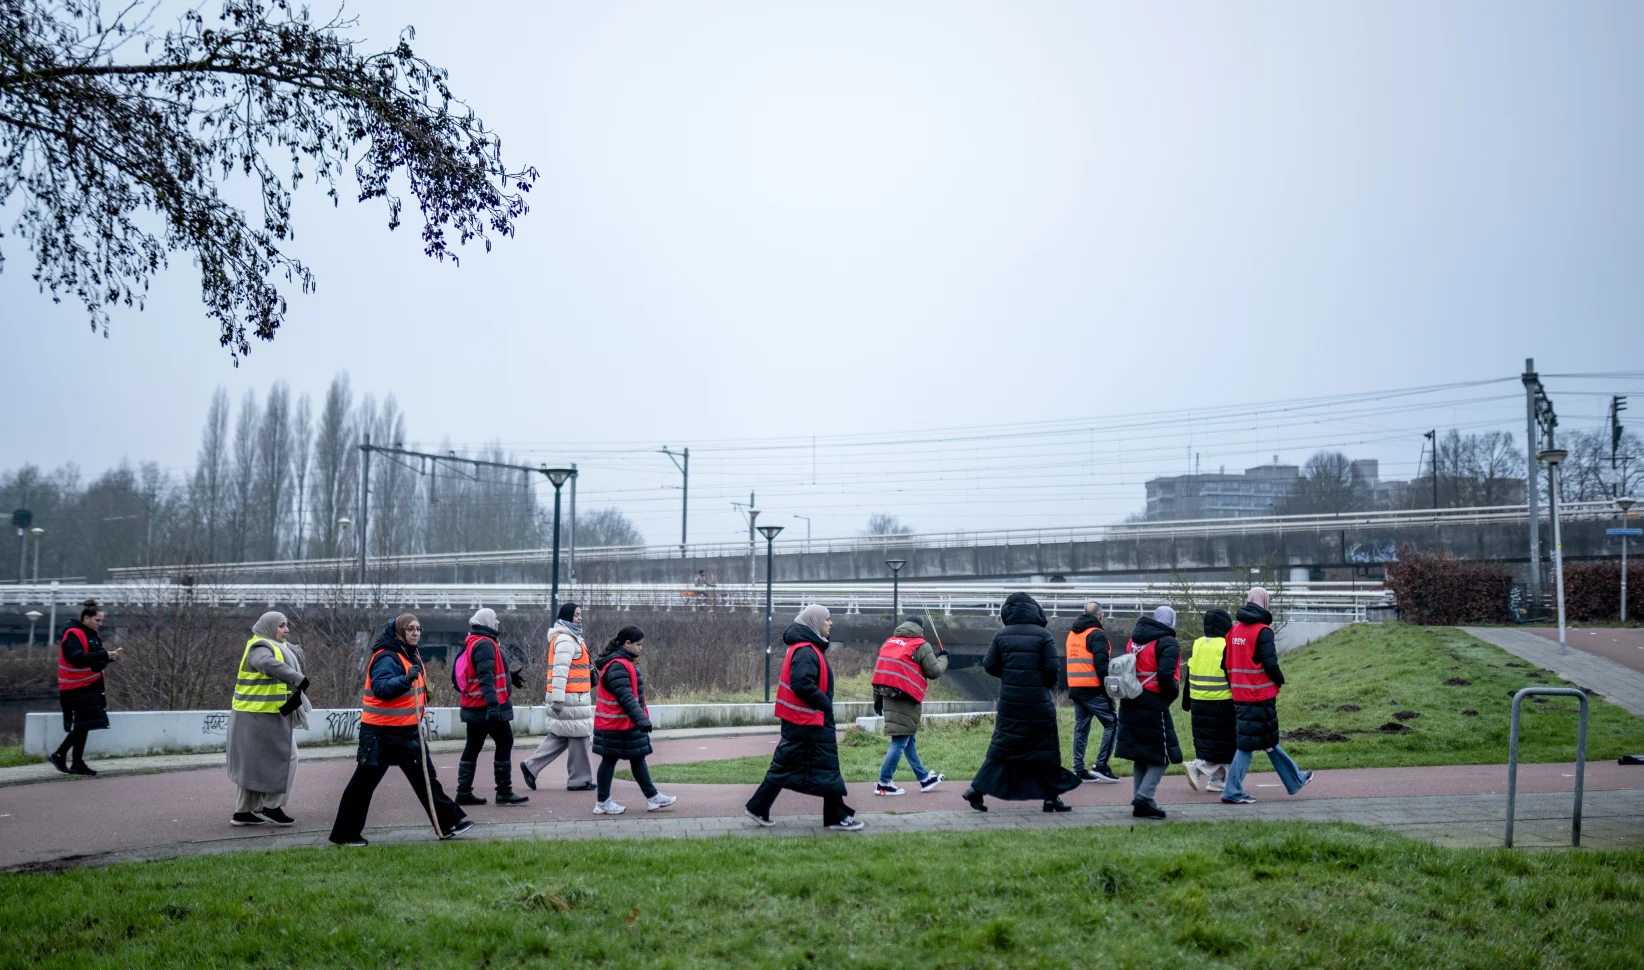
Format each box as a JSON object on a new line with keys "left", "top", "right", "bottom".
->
{"left": 647, "top": 624, "right": 1644, "bottom": 785}
{"left": 3, "top": 824, "right": 1639, "bottom": 969}
{"left": 0, "top": 743, "right": 30, "bottom": 767}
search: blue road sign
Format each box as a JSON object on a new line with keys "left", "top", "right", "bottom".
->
{"left": 1607, "top": 528, "right": 1643, "bottom": 536}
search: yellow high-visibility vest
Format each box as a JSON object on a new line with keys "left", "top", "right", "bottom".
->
{"left": 231, "top": 637, "right": 290, "bottom": 713}
{"left": 1186, "top": 636, "right": 1233, "bottom": 701}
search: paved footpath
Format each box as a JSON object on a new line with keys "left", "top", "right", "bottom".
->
{"left": 3, "top": 736, "right": 1640, "bottom": 869}
{"left": 1463, "top": 625, "right": 1644, "bottom": 718}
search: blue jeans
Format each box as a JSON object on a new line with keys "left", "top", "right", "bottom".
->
{"left": 879, "top": 734, "right": 930, "bottom": 786}
{"left": 1221, "top": 745, "right": 1306, "bottom": 800}
{"left": 1070, "top": 692, "right": 1116, "bottom": 771}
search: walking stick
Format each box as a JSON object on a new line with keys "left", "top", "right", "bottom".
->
{"left": 924, "top": 610, "right": 946, "bottom": 653}
{"left": 411, "top": 654, "right": 445, "bottom": 840}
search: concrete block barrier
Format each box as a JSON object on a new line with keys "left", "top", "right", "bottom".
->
{"left": 854, "top": 711, "right": 996, "bottom": 734}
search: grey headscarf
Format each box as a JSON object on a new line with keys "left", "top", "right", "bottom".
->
{"left": 794, "top": 604, "right": 831, "bottom": 640}
{"left": 1152, "top": 605, "right": 1177, "bottom": 630}
{"left": 252, "top": 611, "right": 287, "bottom": 642}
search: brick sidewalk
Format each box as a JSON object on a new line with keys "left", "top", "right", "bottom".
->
{"left": 1462, "top": 626, "right": 1644, "bottom": 718}
{"left": 15, "top": 788, "right": 1638, "bottom": 872}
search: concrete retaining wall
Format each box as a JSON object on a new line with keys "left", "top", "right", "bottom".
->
{"left": 22, "top": 700, "right": 995, "bottom": 757}
{"left": 854, "top": 711, "right": 996, "bottom": 734}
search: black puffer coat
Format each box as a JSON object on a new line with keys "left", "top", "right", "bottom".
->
{"left": 759, "top": 624, "right": 846, "bottom": 796}
{"left": 458, "top": 626, "right": 515, "bottom": 725}
{"left": 593, "top": 646, "right": 653, "bottom": 760}
{"left": 1183, "top": 609, "right": 1237, "bottom": 764}
{"left": 1114, "top": 615, "right": 1183, "bottom": 765}
{"left": 1225, "top": 602, "right": 1285, "bottom": 751}
{"left": 58, "top": 620, "right": 112, "bottom": 732}
{"left": 981, "top": 593, "right": 1063, "bottom": 766}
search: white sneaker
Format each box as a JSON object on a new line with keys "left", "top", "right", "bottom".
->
{"left": 826, "top": 816, "right": 865, "bottom": 831}
{"left": 1207, "top": 780, "right": 1225, "bottom": 793}
{"left": 593, "top": 798, "right": 626, "bottom": 815}
{"left": 646, "top": 792, "right": 677, "bottom": 811}
{"left": 1184, "top": 762, "right": 1201, "bottom": 792}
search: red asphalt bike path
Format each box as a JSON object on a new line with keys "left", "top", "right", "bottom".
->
{"left": 3, "top": 730, "right": 1639, "bottom": 869}
{"left": 1528, "top": 627, "right": 1644, "bottom": 676}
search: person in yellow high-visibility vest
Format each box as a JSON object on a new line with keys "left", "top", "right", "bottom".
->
{"left": 1182, "top": 609, "right": 1236, "bottom": 793}
{"left": 226, "top": 612, "right": 310, "bottom": 827}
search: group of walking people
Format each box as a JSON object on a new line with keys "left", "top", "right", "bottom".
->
{"left": 48, "top": 584, "right": 1311, "bottom": 841}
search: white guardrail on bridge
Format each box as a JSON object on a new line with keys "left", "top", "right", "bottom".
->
{"left": 2, "top": 581, "right": 1391, "bottom": 621}
{"left": 104, "top": 501, "right": 1612, "bottom": 581}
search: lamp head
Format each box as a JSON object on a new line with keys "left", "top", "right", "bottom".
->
{"left": 1537, "top": 448, "right": 1569, "bottom": 466}
{"left": 24, "top": 610, "right": 42, "bottom": 621}
{"left": 885, "top": 559, "right": 907, "bottom": 572}
{"left": 28, "top": 527, "right": 43, "bottom": 537}
{"left": 757, "top": 525, "right": 784, "bottom": 541}
{"left": 544, "top": 468, "right": 576, "bottom": 488}
{"left": 1620, "top": 497, "right": 1637, "bottom": 513}
{"left": 337, "top": 517, "right": 351, "bottom": 528}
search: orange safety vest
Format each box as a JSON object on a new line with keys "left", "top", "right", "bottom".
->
{"left": 1125, "top": 638, "right": 1166, "bottom": 694}
{"left": 594, "top": 657, "right": 647, "bottom": 730}
{"left": 1225, "top": 621, "right": 1278, "bottom": 702}
{"left": 547, "top": 632, "right": 593, "bottom": 695}
{"left": 458, "top": 633, "right": 510, "bottom": 708}
{"left": 360, "top": 649, "right": 426, "bottom": 727}
{"left": 775, "top": 642, "right": 830, "bottom": 726}
{"left": 1065, "top": 627, "right": 1102, "bottom": 688}
{"left": 871, "top": 636, "right": 929, "bottom": 702}
{"left": 58, "top": 627, "right": 103, "bottom": 691}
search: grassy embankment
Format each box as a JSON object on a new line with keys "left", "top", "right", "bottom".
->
{"left": 3, "top": 824, "right": 1639, "bottom": 969}
{"left": 646, "top": 623, "right": 1644, "bottom": 784}
{"left": 0, "top": 743, "right": 30, "bottom": 767}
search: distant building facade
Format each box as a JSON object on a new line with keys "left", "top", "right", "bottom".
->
{"left": 1143, "top": 458, "right": 1407, "bottom": 521}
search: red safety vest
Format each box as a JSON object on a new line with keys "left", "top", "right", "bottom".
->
{"left": 458, "top": 633, "right": 510, "bottom": 708}
{"left": 1125, "top": 638, "right": 1164, "bottom": 694}
{"left": 546, "top": 632, "right": 593, "bottom": 695}
{"left": 1225, "top": 621, "right": 1279, "bottom": 701}
{"left": 870, "top": 636, "right": 928, "bottom": 702}
{"left": 361, "top": 649, "right": 426, "bottom": 727}
{"left": 57, "top": 627, "right": 103, "bottom": 691}
{"left": 594, "top": 657, "right": 647, "bottom": 730}
{"left": 1065, "top": 627, "right": 1102, "bottom": 688}
{"left": 775, "top": 642, "right": 830, "bottom": 726}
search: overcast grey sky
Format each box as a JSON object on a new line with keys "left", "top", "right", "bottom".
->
{"left": 4, "top": 1, "right": 1641, "bottom": 543}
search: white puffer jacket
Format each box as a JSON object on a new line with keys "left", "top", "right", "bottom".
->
{"left": 545, "top": 624, "right": 594, "bottom": 738}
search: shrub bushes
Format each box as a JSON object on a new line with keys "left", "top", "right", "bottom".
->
{"left": 1561, "top": 561, "right": 1643, "bottom": 622}
{"left": 1385, "top": 547, "right": 1512, "bottom": 624}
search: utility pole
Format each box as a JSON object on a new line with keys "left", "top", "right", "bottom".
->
{"left": 357, "top": 434, "right": 372, "bottom": 584}
{"left": 1424, "top": 430, "right": 1438, "bottom": 515}
{"left": 1524, "top": 360, "right": 1542, "bottom": 604}
{"left": 661, "top": 447, "right": 689, "bottom": 556}
{"left": 569, "top": 462, "right": 577, "bottom": 584}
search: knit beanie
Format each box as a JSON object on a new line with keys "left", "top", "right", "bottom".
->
{"left": 1152, "top": 605, "right": 1177, "bottom": 630}
{"left": 470, "top": 607, "right": 499, "bottom": 629}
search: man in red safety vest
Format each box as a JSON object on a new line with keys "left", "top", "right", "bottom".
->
{"left": 1218, "top": 587, "right": 1316, "bottom": 805}
{"left": 870, "top": 617, "right": 949, "bottom": 796}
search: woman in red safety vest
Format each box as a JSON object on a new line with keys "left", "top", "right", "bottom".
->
{"left": 745, "top": 604, "right": 862, "bottom": 830}
{"left": 1217, "top": 587, "right": 1315, "bottom": 805}
{"left": 454, "top": 607, "right": 528, "bottom": 807}
{"left": 48, "top": 599, "right": 118, "bottom": 775}
{"left": 590, "top": 625, "right": 676, "bottom": 815}
{"left": 1114, "top": 605, "right": 1184, "bottom": 820}
{"left": 870, "top": 616, "right": 949, "bottom": 796}
{"left": 328, "top": 614, "right": 472, "bottom": 846}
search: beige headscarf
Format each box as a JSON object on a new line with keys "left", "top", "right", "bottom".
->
{"left": 251, "top": 611, "right": 286, "bottom": 642}
{"left": 1247, "top": 586, "right": 1272, "bottom": 610}
{"left": 794, "top": 604, "right": 831, "bottom": 640}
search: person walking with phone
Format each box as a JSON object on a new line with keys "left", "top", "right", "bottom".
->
{"left": 1114, "top": 605, "right": 1183, "bottom": 819}
{"left": 226, "top": 611, "right": 311, "bottom": 827}
{"left": 964, "top": 592, "right": 1081, "bottom": 814}
{"left": 454, "top": 608, "right": 528, "bottom": 806}
{"left": 590, "top": 625, "right": 676, "bottom": 815}
{"left": 521, "top": 603, "right": 596, "bottom": 792}
{"left": 1219, "top": 587, "right": 1315, "bottom": 805}
{"left": 328, "top": 614, "right": 472, "bottom": 846}
{"left": 48, "top": 599, "right": 116, "bottom": 776}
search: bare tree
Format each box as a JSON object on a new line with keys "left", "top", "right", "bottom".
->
{"left": 1281, "top": 451, "right": 1367, "bottom": 514}
{"left": 290, "top": 392, "right": 313, "bottom": 559}
{"left": 861, "top": 512, "right": 915, "bottom": 536}
{"left": 190, "top": 388, "right": 230, "bottom": 561}
{"left": 252, "top": 381, "right": 294, "bottom": 559}
{"left": 1, "top": 0, "right": 537, "bottom": 357}
{"left": 228, "top": 389, "right": 259, "bottom": 560}
{"left": 310, "top": 373, "right": 355, "bottom": 557}
{"left": 577, "top": 507, "right": 645, "bottom": 547}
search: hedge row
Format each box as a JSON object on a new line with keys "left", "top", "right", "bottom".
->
{"left": 1385, "top": 548, "right": 1513, "bottom": 625}
{"left": 1561, "top": 561, "right": 1644, "bottom": 622}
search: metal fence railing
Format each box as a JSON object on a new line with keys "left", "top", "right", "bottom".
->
{"left": 1505, "top": 686, "right": 1589, "bottom": 848}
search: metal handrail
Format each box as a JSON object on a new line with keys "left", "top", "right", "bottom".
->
{"left": 106, "top": 501, "right": 1618, "bottom": 581}
{"left": 1505, "top": 686, "right": 1588, "bottom": 848}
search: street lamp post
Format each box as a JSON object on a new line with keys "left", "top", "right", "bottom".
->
{"left": 886, "top": 559, "right": 907, "bottom": 628}
{"left": 336, "top": 518, "right": 352, "bottom": 588}
{"left": 29, "top": 527, "right": 43, "bottom": 582}
{"left": 1539, "top": 449, "right": 1570, "bottom": 655}
{"left": 543, "top": 468, "right": 577, "bottom": 619}
{"left": 1619, "top": 497, "right": 1636, "bottom": 623}
{"left": 758, "top": 524, "right": 784, "bottom": 703}
{"left": 25, "top": 609, "right": 42, "bottom": 655}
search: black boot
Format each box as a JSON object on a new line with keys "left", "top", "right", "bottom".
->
{"left": 456, "top": 760, "right": 487, "bottom": 805}
{"left": 494, "top": 761, "right": 529, "bottom": 805}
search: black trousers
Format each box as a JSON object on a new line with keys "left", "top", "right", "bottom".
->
{"left": 460, "top": 720, "right": 514, "bottom": 763}
{"left": 596, "top": 754, "right": 658, "bottom": 801}
{"left": 329, "top": 759, "right": 466, "bottom": 843}
{"left": 745, "top": 781, "right": 854, "bottom": 826}
{"left": 53, "top": 726, "right": 89, "bottom": 763}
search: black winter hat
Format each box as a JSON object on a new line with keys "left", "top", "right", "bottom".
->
{"left": 556, "top": 602, "right": 580, "bottom": 623}
{"left": 1203, "top": 608, "right": 1234, "bottom": 639}
{"left": 902, "top": 615, "right": 925, "bottom": 633}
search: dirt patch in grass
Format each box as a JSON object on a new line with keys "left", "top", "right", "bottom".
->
{"left": 1283, "top": 728, "right": 1352, "bottom": 744}
{"left": 1461, "top": 710, "right": 1479, "bottom": 717}
{"left": 1444, "top": 678, "right": 1472, "bottom": 686}
{"left": 1335, "top": 704, "right": 1361, "bottom": 712}
{"left": 1393, "top": 711, "right": 1421, "bottom": 721}
{"left": 1378, "top": 722, "right": 1413, "bottom": 734}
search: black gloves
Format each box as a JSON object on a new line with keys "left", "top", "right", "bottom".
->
{"left": 873, "top": 695, "right": 883, "bottom": 715}
{"left": 510, "top": 670, "right": 525, "bottom": 689}
{"left": 637, "top": 718, "right": 654, "bottom": 733}
{"left": 278, "top": 693, "right": 303, "bottom": 716}
{"left": 295, "top": 677, "right": 310, "bottom": 694}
